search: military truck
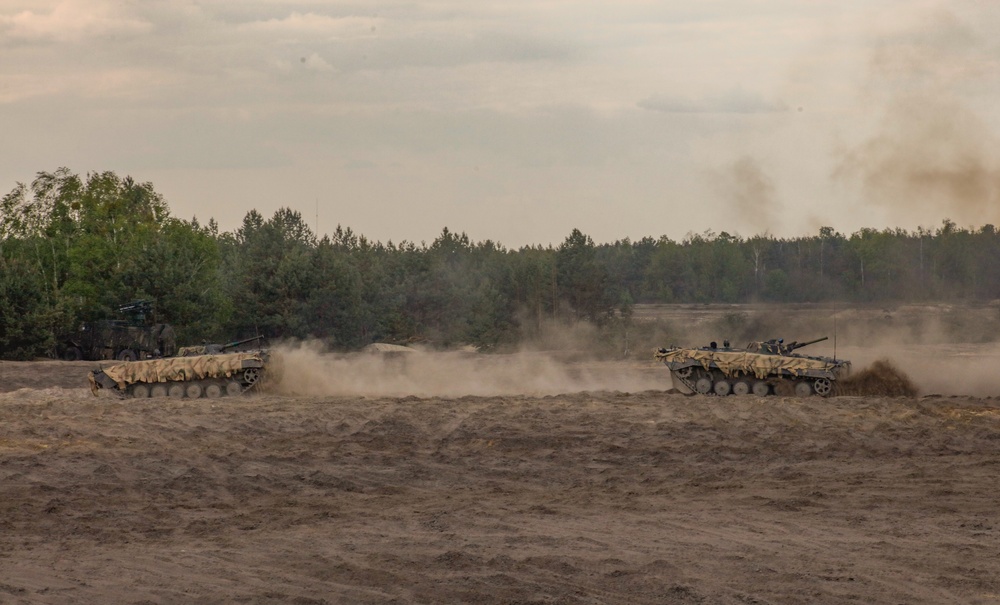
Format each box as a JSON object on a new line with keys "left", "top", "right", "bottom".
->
{"left": 89, "top": 350, "right": 273, "bottom": 399}
{"left": 655, "top": 336, "right": 851, "bottom": 397}
{"left": 58, "top": 300, "right": 176, "bottom": 361}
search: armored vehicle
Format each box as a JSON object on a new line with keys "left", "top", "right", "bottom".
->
{"left": 655, "top": 337, "right": 851, "bottom": 397}
{"left": 59, "top": 300, "right": 176, "bottom": 361}
{"left": 88, "top": 350, "right": 273, "bottom": 399}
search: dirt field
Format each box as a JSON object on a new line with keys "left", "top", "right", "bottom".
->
{"left": 1, "top": 350, "right": 999, "bottom": 605}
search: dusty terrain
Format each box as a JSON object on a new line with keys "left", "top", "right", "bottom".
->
{"left": 1, "top": 343, "right": 1000, "bottom": 603}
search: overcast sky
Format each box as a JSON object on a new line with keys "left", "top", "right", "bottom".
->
{"left": 2, "top": 0, "right": 999, "bottom": 247}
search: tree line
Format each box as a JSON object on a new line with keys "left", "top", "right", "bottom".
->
{"left": 1, "top": 168, "right": 998, "bottom": 359}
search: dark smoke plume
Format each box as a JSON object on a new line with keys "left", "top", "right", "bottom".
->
{"left": 714, "top": 156, "right": 779, "bottom": 235}
{"left": 835, "top": 7, "right": 1000, "bottom": 226}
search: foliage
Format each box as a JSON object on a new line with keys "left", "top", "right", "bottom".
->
{"left": 2, "top": 168, "right": 1000, "bottom": 359}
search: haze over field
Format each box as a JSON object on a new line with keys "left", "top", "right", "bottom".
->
{"left": 2, "top": 1, "right": 999, "bottom": 246}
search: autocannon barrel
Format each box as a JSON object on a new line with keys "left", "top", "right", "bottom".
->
{"left": 788, "top": 336, "right": 828, "bottom": 351}
{"left": 220, "top": 335, "right": 265, "bottom": 351}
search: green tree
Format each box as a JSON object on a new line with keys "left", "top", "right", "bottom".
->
{"left": 0, "top": 254, "right": 57, "bottom": 358}
{"left": 220, "top": 208, "right": 317, "bottom": 339}
{"left": 556, "top": 229, "right": 612, "bottom": 322}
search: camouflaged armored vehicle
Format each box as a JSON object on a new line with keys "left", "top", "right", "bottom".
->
{"left": 88, "top": 350, "right": 273, "bottom": 399}
{"left": 655, "top": 337, "right": 851, "bottom": 397}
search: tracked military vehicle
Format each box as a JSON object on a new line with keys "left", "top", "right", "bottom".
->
{"left": 88, "top": 350, "right": 273, "bottom": 399}
{"left": 59, "top": 300, "right": 176, "bottom": 361}
{"left": 655, "top": 337, "right": 851, "bottom": 397}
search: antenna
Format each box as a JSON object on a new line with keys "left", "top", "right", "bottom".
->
{"left": 833, "top": 302, "right": 838, "bottom": 361}
{"left": 315, "top": 198, "right": 319, "bottom": 235}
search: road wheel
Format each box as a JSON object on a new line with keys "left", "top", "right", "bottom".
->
{"left": 63, "top": 346, "right": 83, "bottom": 361}
{"left": 695, "top": 376, "right": 713, "bottom": 394}
{"left": 225, "top": 381, "right": 243, "bottom": 396}
{"left": 794, "top": 381, "right": 814, "bottom": 397}
{"left": 131, "top": 384, "right": 150, "bottom": 398}
{"left": 185, "top": 383, "right": 203, "bottom": 399}
{"left": 117, "top": 349, "right": 137, "bottom": 362}
{"left": 167, "top": 383, "right": 185, "bottom": 398}
{"left": 150, "top": 384, "right": 168, "bottom": 398}
{"left": 243, "top": 367, "right": 261, "bottom": 387}
{"left": 713, "top": 380, "right": 732, "bottom": 396}
{"left": 752, "top": 381, "right": 770, "bottom": 397}
{"left": 732, "top": 380, "right": 751, "bottom": 396}
{"left": 204, "top": 383, "right": 223, "bottom": 398}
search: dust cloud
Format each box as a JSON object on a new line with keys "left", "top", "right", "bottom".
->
{"left": 839, "top": 342, "right": 1000, "bottom": 398}
{"left": 631, "top": 302, "right": 1000, "bottom": 397}
{"left": 712, "top": 157, "right": 779, "bottom": 236}
{"left": 269, "top": 341, "right": 668, "bottom": 398}
{"left": 268, "top": 302, "right": 1000, "bottom": 399}
{"left": 836, "top": 6, "right": 1000, "bottom": 226}
{"left": 835, "top": 359, "right": 918, "bottom": 397}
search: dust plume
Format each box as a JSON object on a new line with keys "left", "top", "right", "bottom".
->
{"left": 712, "top": 156, "right": 779, "bottom": 236}
{"left": 269, "top": 340, "right": 668, "bottom": 398}
{"left": 836, "top": 95, "right": 1000, "bottom": 224}
{"left": 835, "top": 6, "right": 1000, "bottom": 226}
{"left": 629, "top": 302, "right": 1000, "bottom": 397}
{"left": 836, "top": 359, "right": 918, "bottom": 397}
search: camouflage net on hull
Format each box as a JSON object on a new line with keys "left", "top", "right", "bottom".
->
{"left": 89, "top": 352, "right": 266, "bottom": 395}
{"left": 177, "top": 345, "right": 209, "bottom": 356}
{"left": 654, "top": 348, "right": 842, "bottom": 379}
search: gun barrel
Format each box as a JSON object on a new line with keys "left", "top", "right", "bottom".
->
{"left": 118, "top": 299, "right": 153, "bottom": 312}
{"left": 221, "top": 335, "right": 264, "bottom": 351}
{"left": 792, "top": 336, "right": 828, "bottom": 349}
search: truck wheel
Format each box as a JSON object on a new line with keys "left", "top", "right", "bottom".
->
{"left": 63, "top": 346, "right": 83, "bottom": 361}
{"left": 117, "top": 349, "right": 137, "bottom": 362}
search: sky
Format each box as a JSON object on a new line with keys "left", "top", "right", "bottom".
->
{"left": 1, "top": 0, "right": 999, "bottom": 248}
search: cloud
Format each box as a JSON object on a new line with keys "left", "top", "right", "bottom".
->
{"left": 297, "top": 52, "right": 334, "bottom": 72}
{"left": 0, "top": 1, "right": 151, "bottom": 43}
{"left": 638, "top": 89, "right": 789, "bottom": 114}
{"left": 866, "top": 6, "right": 991, "bottom": 90}
{"left": 237, "top": 12, "right": 379, "bottom": 38}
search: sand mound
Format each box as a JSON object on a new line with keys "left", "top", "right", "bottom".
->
{"left": 835, "top": 358, "right": 918, "bottom": 397}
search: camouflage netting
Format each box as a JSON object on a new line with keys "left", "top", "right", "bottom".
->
{"left": 654, "top": 348, "right": 841, "bottom": 379}
{"left": 89, "top": 352, "right": 265, "bottom": 394}
{"left": 177, "top": 346, "right": 208, "bottom": 356}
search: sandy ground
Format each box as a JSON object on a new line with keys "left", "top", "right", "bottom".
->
{"left": 1, "top": 355, "right": 1000, "bottom": 604}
